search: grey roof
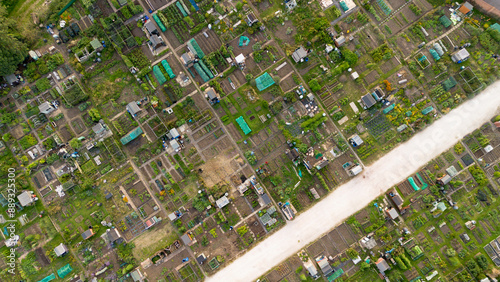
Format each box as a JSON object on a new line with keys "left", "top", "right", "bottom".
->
{"left": 316, "top": 256, "right": 333, "bottom": 276}
{"left": 38, "top": 101, "right": 55, "bottom": 113}
{"left": 54, "top": 243, "right": 68, "bottom": 257}
{"left": 438, "top": 174, "right": 452, "bottom": 185}
{"left": 170, "top": 128, "right": 180, "bottom": 138}
{"left": 106, "top": 228, "right": 121, "bottom": 243}
{"left": 130, "top": 270, "right": 142, "bottom": 282}
{"left": 170, "top": 139, "right": 180, "bottom": 150}
{"left": 304, "top": 261, "right": 318, "bottom": 276}
{"left": 206, "top": 88, "right": 218, "bottom": 100}
{"left": 446, "top": 166, "right": 458, "bottom": 177}
{"left": 451, "top": 48, "right": 470, "bottom": 62}
{"left": 180, "top": 233, "right": 192, "bottom": 245}
{"left": 196, "top": 254, "right": 207, "bottom": 264}
{"left": 361, "top": 93, "right": 377, "bottom": 108}
{"left": 464, "top": 1, "right": 473, "bottom": 10}
{"left": 387, "top": 207, "right": 399, "bottom": 219}
{"left": 180, "top": 52, "right": 194, "bottom": 65}
{"left": 216, "top": 196, "right": 230, "bottom": 208}
{"left": 145, "top": 21, "right": 157, "bottom": 34}
{"left": 92, "top": 122, "right": 105, "bottom": 134}
{"left": 376, "top": 258, "right": 390, "bottom": 273}
{"left": 335, "top": 36, "right": 346, "bottom": 46}
{"left": 4, "top": 74, "right": 17, "bottom": 85}
{"left": 17, "top": 191, "right": 33, "bottom": 206}
{"left": 81, "top": 229, "right": 94, "bottom": 239}
{"left": 291, "top": 46, "right": 308, "bottom": 63}
{"left": 150, "top": 35, "right": 164, "bottom": 47}
{"left": 126, "top": 102, "right": 141, "bottom": 115}
{"left": 350, "top": 135, "right": 363, "bottom": 146}
{"left": 261, "top": 193, "right": 271, "bottom": 205}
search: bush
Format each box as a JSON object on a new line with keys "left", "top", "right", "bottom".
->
{"left": 308, "top": 79, "right": 321, "bottom": 92}
{"left": 35, "top": 78, "right": 51, "bottom": 92}
{"left": 395, "top": 257, "right": 407, "bottom": 270}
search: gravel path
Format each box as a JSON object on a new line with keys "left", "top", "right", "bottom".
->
{"left": 207, "top": 80, "right": 500, "bottom": 282}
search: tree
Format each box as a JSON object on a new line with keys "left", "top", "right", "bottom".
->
{"left": 446, "top": 247, "right": 456, "bottom": 257}
{"left": 0, "top": 5, "right": 28, "bottom": 76}
{"left": 245, "top": 73, "right": 253, "bottom": 82}
{"left": 360, "top": 261, "right": 370, "bottom": 271}
{"left": 476, "top": 254, "right": 489, "bottom": 270}
{"left": 342, "top": 48, "right": 358, "bottom": 66}
{"left": 69, "top": 138, "right": 82, "bottom": 149}
{"left": 308, "top": 79, "right": 321, "bottom": 92}
{"left": 297, "top": 143, "right": 308, "bottom": 153}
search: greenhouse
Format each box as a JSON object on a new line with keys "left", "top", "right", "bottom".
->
{"left": 57, "top": 264, "right": 73, "bottom": 279}
{"left": 187, "top": 39, "right": 205, "bottom": 58}
{"left": 236, "top": 116, "right": 252, "bottom": 135}
{"left": 121, "top": 127, "right": 143, "bottom": 145}
{"left": 38, "top": 273, "right": 56, "bottom": 282}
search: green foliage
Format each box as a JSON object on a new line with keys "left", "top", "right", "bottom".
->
{"left": 342, "top": 48, "right": 358, "bottom": 66}
{"left": 475, "top": 254, "right": 489, "bottom": 270}
{"left": 308, "top": 79, "right": 321, "bottom": 92}
{"left": 395, "top": 257, "right": 407, "bottom": 270}
{"left": 19, "top": 134, "right": 37, "bottom": 150}
{"left": 236, "top": 225, "right": 248, "bottom": 236}
{"left": 88, "top": 108, "right": 101, "bottom": 122}
{"left": 300, "top": 112, "right": 327, "bottom": 131}
{"left": 454, "top": 143, "right": 464, "bottom": 154}
{"left": 192, "top": 194, "right": 210, "bottom": 212}
{"left": 0, "top": 6, "right": 28, "bottom": 76}
{"left": 468, "top": 165, "right": 489, "bottom": 186}
{"left": 245, "top": 151, "right": 257, "bottom": 165}
{"left": 69, "top": 138, "right": 82, "bottom": 149}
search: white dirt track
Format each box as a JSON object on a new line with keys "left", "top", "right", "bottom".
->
{"left": 207, "top": 81, "right": 500, "bottom": 282}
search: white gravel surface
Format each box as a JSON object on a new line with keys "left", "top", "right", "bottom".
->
{"left": 207, "top": 81, "right": 500, "bottom": 282}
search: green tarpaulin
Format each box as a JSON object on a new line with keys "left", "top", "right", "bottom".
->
{"left": 429, "top": 49, "right": 440, "bottom": 61}
{"left": 198, "top": 60, "right": 214, "bottom": 79}
{"left": 57, "top": 264, "right": 73, "bottom": 279}
{"left": 161, "top": 60, "right": 175, "bottom": 79}
{"left": 442, "top": 77, "right": 457, "bottom": 91}
{"left": 239, "top": 36, "right": 250, "bottom": 47}
{"left": 236, "top": 116, "right": 251, "bottom": 135}
{"left": 153, "top": 65, "right": 167, "bottom": 85}
{"left": 193, "top": 63, "right": 209, "bottom": 82}
{"left": 255, "top": 72, "right": 275, "bottom": 91}
{"left": 339, "top": 1, "right": 349, "bottom": 11}
{"left": 38, "top": 273, "right": 56, "bottom": 282}
{"left": 121, "top": 127, "right": 143, "bottom": 145}
{"left": 152, "top": 14, "right": 166, "bottom": 32}
{"left": 176, "top": 1, "right": 188, "bottom": 17}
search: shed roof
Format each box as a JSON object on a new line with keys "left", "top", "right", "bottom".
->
{"left": 350, "top": 134, "right": 363, "bottom": 146}
{"left": 145, "top": 21, "right": 157, "bottom": 34}
{"left": 304, "top": 260, "right": 318, "bottom": 276}
{"left": 349, "top": 165, "right": 363, "bottom": 175}
{"left": 361, "top": 93, "right": 377, "bottom": 108}
{"left": 196, "top": 254, "right": 207, "bottom": 264}
{"left": 216, "top": 196, "right": 230, "bottom": 208}
{"left": 54, "top": 243, "right": 68, "bottom": 257}
{"left": 106, "top": 228, "right": 121, "bottom": 242}
{"left": 39, "top": 101, "right": 54, "bottom": 113}
{"left": 375, "top": 258, "right": 390, "bottom": 273}
{"left": 170, "top": 139, "right": 180, "bottom": 150}
{"left": 235, "top": 53, "right": 245, "bottom": 64}
{"left": 291, "top": 46, "right": 308, "bottom": 63}
{"left": 451, "top": 48, "right": 470, "bottom": 62}
{"left": 81, "top": 229, "right": 94, "bottom": 239}
{"left": 180, "top": 234, "right": 192, "bottom": 245}
{"left": 17, "top": 191, "right": 34, "bottom": 206}
{"left": 170, "top": 128, "right": 180, "bottom": 138}
{"left": 206, "top": 88, "right": 218, "bottom": 100}
{"left": 261, "top": 193, "right": 271, "bottom": 205}
{"left": 126, "top": 102, "right": 141, "bottom": 115}
{"left": 92, "top": 122, "right": 105, "bottom": 134}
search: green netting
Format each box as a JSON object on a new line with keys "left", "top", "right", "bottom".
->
{"left": 442, "top": 77, "right": 457, "bottom": 91}
{"left": 38, "top": 273, "right": 56, "bottom": 282}
{"left": 383, "top": 104, "right": 395, "bottom": 114}
{"left": 236, "top": 116, "right": 251, "bottom": 135}
{"left": 491, "top": 23, "right": 500, "bottom": 33}
{"left": 179, "top": 0, "right": 190, "bottom": 14}
{"left": 187, "top": 39, "right": 204, "bottom": 58}
{"left": 57, "top": 0, "right": 77, "bottom": 15}
{"left": 421, "top": 106, "right": 434, "bottom": 115}
{"left": 239, "top": 36, "right": 250, "bottom": 47}
{"left": 255, "top": 72, "right": 275, "bottom": 91}
{"left": 161, "top": 60, "right": 175, "bottom": 79}
{"left": 416, "top": 173, "right": 428, "bottom": 189}
{"left": 439, "top": 16, "right": 452, "bottom": 28}
{"left": 328, "top": 269, "right": 344, "bottom": 281}
{"left": 57, "top": 264, "right": 73, "bottom": 279}
{"left": 339, "top": 1, "right": 349, "bottom": 11}
{"left": 193, "top": 63, "right": 209, "bottom": 82}
{"left": 152, "top": 14, "right": 166, "bottom": 32}
{"left": 153, "top": 65, "right": 167, "bottom": 85}
{"left": 408, "top": 177, "right": 420, "bottom": 191}
{"left": 121, "top": 127, "right": 143, "bottom": 145}
{"left": 429, "top": 49, "right": 440, "bottom": 61}
{"left": 198, "top": 60, "right": 214, "bottom": 79}
{"left": 176, "top": 2, "right": 188, "bottom": 17}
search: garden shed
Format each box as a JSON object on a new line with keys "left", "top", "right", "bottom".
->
{"left": 361, "top": 93, "right": 377, "bottom": 108}
{"left": 451, "top": 48, "right": 470, "bottom": 63}
{"left": 291, "top": 46, "right": 308, "bottom": 63}
{"left": 54, "top": 243, "right": 68, "bottom": 257}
